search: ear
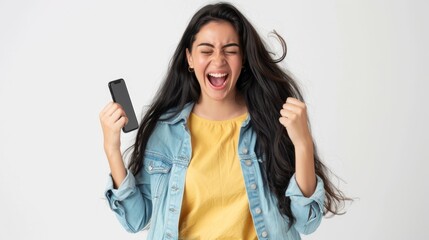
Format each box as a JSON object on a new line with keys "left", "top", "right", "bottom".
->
{"left": 186, "top": 48, "right": 193, "bottom": 68}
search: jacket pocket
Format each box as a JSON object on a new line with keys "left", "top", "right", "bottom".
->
{"left": 143, "top": 153, "right": 173, "bottom": 201}
{"left": 143, "top": 150, "right": 173, "bottom": 174}
{"left": 144, "top": 160, "right": 172, "bottom": 174}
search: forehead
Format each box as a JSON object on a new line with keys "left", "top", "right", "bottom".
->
{"left": 194, "top": 21, "right": 239, "bottom": 45}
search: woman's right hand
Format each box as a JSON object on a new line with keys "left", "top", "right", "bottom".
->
{"left": 99, "top": 102, "right": 129, "bottom": 155}
{"left": 99, "top": 102, "right": 129, "bottom": 188}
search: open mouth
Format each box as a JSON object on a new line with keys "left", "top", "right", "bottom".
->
{"left": 207, "top": 73, "right": 228, "bottom": 89}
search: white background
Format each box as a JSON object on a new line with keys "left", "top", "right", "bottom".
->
{"left": 1, "top": 0, "right": 428, "bottom": 239}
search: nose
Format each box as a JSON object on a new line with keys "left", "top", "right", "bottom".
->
{"left": 212, "top": 51, "right": 226, "bottom": 66}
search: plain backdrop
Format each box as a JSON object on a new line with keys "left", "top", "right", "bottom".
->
{"left": 1, "top": 0, "right": 428, "bottom": 239}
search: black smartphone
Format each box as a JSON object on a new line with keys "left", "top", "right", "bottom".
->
{"left": 108, "top": 79, "right": 139, "bottom": 133}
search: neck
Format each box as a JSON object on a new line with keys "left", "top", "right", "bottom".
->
{"left": 193, "top": 94, "right": 247, "bottom": 121}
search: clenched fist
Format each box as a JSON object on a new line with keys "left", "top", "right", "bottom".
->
{"left": 99, "top": 102, "right": 129, "bottom": 155}
{"left": 279, "top": 97, "right": 313, "bottom": 149}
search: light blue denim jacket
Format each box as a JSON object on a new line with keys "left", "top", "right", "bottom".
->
{"left": 105, "top": 103, "right": 325, "bottom": 239}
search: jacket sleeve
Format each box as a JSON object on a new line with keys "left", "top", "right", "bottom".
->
{"left": 104, "top": 169, "right": 152, "bottom": 233}
{"left": 285, "top": 174, "right": 325, "bottom": 235}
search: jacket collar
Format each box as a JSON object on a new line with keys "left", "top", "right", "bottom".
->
{"left": 160, "top": 102, "right": 251, "bottom": 128}
{"left": 160, "top": 102, "right": 194, "bottom": 125}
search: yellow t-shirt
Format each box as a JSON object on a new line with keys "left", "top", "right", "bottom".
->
{"left": 179, "top": 112, "right": 257, "bottom": 240}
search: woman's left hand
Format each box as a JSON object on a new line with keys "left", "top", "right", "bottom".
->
{"left": 279, "top": 97, "right": 316, "bottom": 196}
{"left": 279, "top": 97, "right": 313, "bottom": 149}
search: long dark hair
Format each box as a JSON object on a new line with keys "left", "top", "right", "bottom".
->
{"left": 127, "top": 2, "right": 348, "bottom": 225}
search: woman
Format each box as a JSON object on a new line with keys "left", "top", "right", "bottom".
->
{"left": 99, "top": 2, "right": 347, "bottom": 239}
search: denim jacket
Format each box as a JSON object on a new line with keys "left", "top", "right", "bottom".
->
{"left": 105, "top": 103, "right": 325, "bottom": 239}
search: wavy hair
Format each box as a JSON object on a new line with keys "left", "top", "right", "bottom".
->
{"left": 127, "top": 2, "right": 349, "bottom": 226}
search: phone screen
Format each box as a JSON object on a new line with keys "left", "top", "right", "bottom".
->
{"left": 108, "top": 79, "right": 139, "bottom": 132}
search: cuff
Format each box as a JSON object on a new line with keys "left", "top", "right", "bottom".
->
{"left": 105, "top": 169, "right": 136, "bottom": 203}
{"left": 285, "top": 174, "right": 325, "bottom": 214}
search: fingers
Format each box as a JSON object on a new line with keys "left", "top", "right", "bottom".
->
{"left": 100, "top": 101, "right": 114, "bottom": 115}
{"left": 100, "top": 102, "right": 125, "bottom": 119}
{"left": 104, "top": 104, "right": 118, "bottom": 118}
{"left": 282, "top": 98, "right": 306, "bottom": 114}
{"left": 279, "top": 115, "right": 289, "bottom": 127}
{"left": 99, "top": 102, "right": 130, "bottom": 154}
{"left": 279, "top": 97, "right": 307, "bottom": 128}
{"left": 99, "top": 102, "right": 128, "bottom": 129}
{"left": 109, "top": 108, "right": 122, "bottom": 123}
{"left": 279, "top": 98, "right": 314, "bottom": 147}
{"left": 114, "top": 115, "right": 128, "bottom": 128}
{"left": 280, "top": 108, "right": 293, "bottom": 118}
{"left": 285, "top": 97, "right": 305, "bottom": 107}
{"left": 113, "top": 115, "right": 128, "bottom": 128}
{"left": 279, "top": 106, "right": 291, "bottom": 128}
{"left": 280, "top": 99, "right": 305, "bottom": 118}
{"left": 100, "top": 102, "right": 123, "bottom": 118}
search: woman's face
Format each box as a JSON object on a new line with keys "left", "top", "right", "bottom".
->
{"left": 186, "top": 21, "right": 243, "bottom": 103}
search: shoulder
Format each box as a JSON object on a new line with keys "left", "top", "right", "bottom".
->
{"left": 158, "top": 102, "right": 195, "bottom": 125}
{"left": 144, "top": 103, "right": 194, "bottom": 165}
{"left": 146, "top": 102, "right": 194, "bottom": 150}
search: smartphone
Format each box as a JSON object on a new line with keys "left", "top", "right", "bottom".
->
{"left": 108, "top": 79, "right": 139, "bottom": 133}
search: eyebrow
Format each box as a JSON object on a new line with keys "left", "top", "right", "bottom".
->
{"left": 197, "top": 43, "right": 240, "bottom": 48}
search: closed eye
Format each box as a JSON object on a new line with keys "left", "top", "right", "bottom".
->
{"left": 224, "top": 46, "right": 239, "bottom": 55}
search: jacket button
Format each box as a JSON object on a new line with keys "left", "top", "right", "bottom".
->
{"left": 261, "top": 231, "right": 268, "bottom": 238}
{"left": 242, "top": 148, "right": 248, "bottom": 154}
{"left": 255, "top": 208, "right": 262, "bottom": 214}
{"left": 245, "top": 160, "right": 252, "bottom": 166}
{"left": 250, "top": 183, "right": 257, "bottom": 190}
